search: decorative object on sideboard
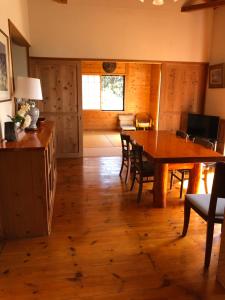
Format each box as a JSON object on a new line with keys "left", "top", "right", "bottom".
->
{"left": 209, "top": 63, "right": 225, "bottom": 88}
{"left": 102, "top": 62, "right": 117, "bottom": 73}
{"left": 37, "top": 117, "right": 46, "bottom": 127}
{"left": 8, "top": 102, "right": 31, "bottom": 128}
{"left": 0, "top": 29, "right": 11, "bottom": 102}
{"left": 14, "top": 77, "right": 43, "bottom": 130}
{"left": 5, "top": 103, "right": 31, "bottom": 141}
{"left": 4, "top": 122, "right": 17, "bottom": 141}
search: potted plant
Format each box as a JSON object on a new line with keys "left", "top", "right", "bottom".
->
{"left": 5, "top": 103, "right": 31, "bottom": 141}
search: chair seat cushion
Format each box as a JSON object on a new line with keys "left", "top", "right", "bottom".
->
{"left": 137, "top": 122, "right": 150, "bottom": 128}
{"left": 186, "top": 194, "right": 225, "bottom": 217}
{"left": 121, "top": 125, "right": 136, "bottom": 131}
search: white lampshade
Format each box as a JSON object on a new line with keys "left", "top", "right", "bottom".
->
{"left": 152, "top": 0, "right": 164, "bottom": 5}
{"left": 14, "top": 76, "right": 43, "bottom": 100}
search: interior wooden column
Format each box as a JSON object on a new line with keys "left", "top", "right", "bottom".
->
{"left": 153, "top": 163, "right": 168, "bottom": 208}
{"left": 150, "top": 64, "right": 161, "bottom": 130}
{"left": 187, "top": 163, "right": 202, "bottom": 194}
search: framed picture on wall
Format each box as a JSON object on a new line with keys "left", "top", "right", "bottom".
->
{"left": 209, "top": 63, "right": 225, "bottom": 88}
{"left": 0, "top": 29, "right": 11, "bottom": 102}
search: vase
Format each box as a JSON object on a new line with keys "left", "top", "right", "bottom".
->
{"left": 4, "top": 122, "right": 18, "bottom": 141}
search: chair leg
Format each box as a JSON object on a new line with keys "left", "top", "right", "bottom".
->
{"left": 182, "top": 199, "right": 191, "bottom": 236}
{"left": 180, "top": 172, "right": 185, "bottom": 199}
{"left": 130, "top": 171, "right": 136, "bottom": 191}
{"left": 137, "top": 177, "right": 143, "bottom": 203}
{"left": 119, "top": 158, "right": 124, "bottom": 177}
{"left": 170, "top": 171, "right": 174, "bottom": 190}
{"left": 204, "top": 220, "right": 215, "bottom": 269}
{"left": 125, "top": 158, "right": 131, "bottom": 184}
{"left": 203, "top": 170, "right": 208, "bottom": 194}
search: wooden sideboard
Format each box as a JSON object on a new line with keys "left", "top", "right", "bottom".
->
{"left": 0, "top": 121, "right": 57, "bottom": 239}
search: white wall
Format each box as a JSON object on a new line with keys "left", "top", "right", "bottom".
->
{"left": 205, "top": 7, "right": 225, "bottom": 118}
{"left": 28, "top": 0, "right": 213, "bottom": 62}
{"left": 0, "top": 0, "right": 30, "bottom": 139}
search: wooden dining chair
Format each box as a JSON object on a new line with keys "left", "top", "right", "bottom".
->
{"left": 135, "top": 113, "right": 153, "bottom": 131}
{"left": 130, "top": 142, "right": 154, "bottom": 203}
{"left": 182, "top": 161, "right": 225, "bottom": 269}
{"left": 119, "top": 133, "right": 133, "bottom": 184}
{"left": 194, "top": 137, "right": 215, "bottom": 194}
{"left": 170, "top": 130, "right": 190, "bottom": 198}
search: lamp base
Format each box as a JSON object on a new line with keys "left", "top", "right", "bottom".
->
{"left": 28, "top": 101, "right": 39, "bottom": 130}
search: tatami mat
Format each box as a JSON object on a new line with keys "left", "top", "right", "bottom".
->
{"left": 83, "top": 134, "right": 112, "bottom": 148}
{"left": 83, "top": 131, "right": 121, "bottom": 157}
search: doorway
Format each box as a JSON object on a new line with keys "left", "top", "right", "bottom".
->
{"left": 81, "top": 60, "right": 161, "bottom": 157}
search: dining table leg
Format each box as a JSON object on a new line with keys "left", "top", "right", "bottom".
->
{"left": 187, "top": 163, "right": 202, "bottom": 194}
{"left": 153, "top": 162, "right": 168, "bottom": 208}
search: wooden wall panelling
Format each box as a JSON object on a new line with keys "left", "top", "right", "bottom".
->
{"left": 159, "top": 62, "right": 208, "bottom": 131}
{"left": 29, "top": 58, "right": 82, "bottom": 158}
{"left": 125, "top": 63, "right": 151, "bottom": 113}
{"left": 81, "top": 61, "right": 126, "bottom": 75}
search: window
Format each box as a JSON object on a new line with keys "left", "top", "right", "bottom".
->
{"left": 82, "top": 75, "right": 100, "bottom": 110}
{"left": 82, "top": 75, "right": 124, "bottom": 111}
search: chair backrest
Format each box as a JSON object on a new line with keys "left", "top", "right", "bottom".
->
{"left": 136, "top": 113, "right": 153, "bottom": 128}
{"left": 120, "top": 133, "right": 131, "bottom": 158}
{"left": 208, "top": 162, "right": 225, "bottom": 219}
{"left": 118, "top": 114, "right": 135, "bottom": 127}
{"left": 194, "top": 137, "right": 215, "bottom": 150}
{"left": 131, "top": 142, "right": 143, "bottom": 173}
{"left": 176, "top": 130, "right": 189, "bottom": 140}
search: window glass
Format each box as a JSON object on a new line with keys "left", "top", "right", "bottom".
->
{"left": 101, "top": 76, "right": 124, "bottom": 111}
{"left": 82, "top": 75, "right": 124, "bottom": 111}
{"left": 82, "top": 75, "right": 100, "bottom": 109}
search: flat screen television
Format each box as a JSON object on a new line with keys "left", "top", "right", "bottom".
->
{"left": 187, "top": 113, "right": 220, "bottom": 141}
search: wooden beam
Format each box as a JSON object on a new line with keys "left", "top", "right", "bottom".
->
{"left": 8, "top": 19, "right": 30, "bottom": 47}
{"left": 53, "top": 0, "right": 68, "bottom": 4}
{"left": 181, "top": 0, "right": 225, "bottom": 12}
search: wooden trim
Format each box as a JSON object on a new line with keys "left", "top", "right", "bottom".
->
{"left": 8, "top": 19, "right": 30, "bottom": 92}
{"left": 76, "top": 61, "right": 83, "bottom": 157}
{"left": 181, "top": 0, "right": 225, "bottom": 12}
{"left": 29, "top": 56, "right": 209, "bottom": 65}
{"left": 8, "top": 19, "right": 30, "bottom": 47}
{"left": 0, "top": 28, "right": 11, "bottom": 103}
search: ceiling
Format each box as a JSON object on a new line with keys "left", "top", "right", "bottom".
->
{"left": 52, "top": 0, "right": 225, "bottom": 11}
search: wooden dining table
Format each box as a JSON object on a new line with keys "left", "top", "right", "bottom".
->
{"left": 127, "top": 130, "right": 225, "bottom": 208}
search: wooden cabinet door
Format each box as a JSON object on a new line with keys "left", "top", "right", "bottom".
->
{"left": 29, "top": 59, "right": 82, "bottom": 158}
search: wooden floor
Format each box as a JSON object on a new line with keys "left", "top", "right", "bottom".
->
{"left": 0, "top": 157, "right": 224, "bottom": 299}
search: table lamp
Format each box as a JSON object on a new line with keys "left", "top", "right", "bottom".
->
{"left": 14, "top": 76, "right": 43, "bottom": 130}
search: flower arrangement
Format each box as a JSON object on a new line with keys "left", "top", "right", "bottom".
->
{"left": 8, "top": 103, "right": 32, "bottom": 129}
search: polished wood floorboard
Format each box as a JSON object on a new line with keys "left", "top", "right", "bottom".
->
{"left": 0, "top": 157, "right": 224, "bottom": 300}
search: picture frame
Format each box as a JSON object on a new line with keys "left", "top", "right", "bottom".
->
{"left": 208, "top": 63, "right": 225, "bottom": 88}
{"left": 0, "top": 29, "right": 11, "bottom": 102}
